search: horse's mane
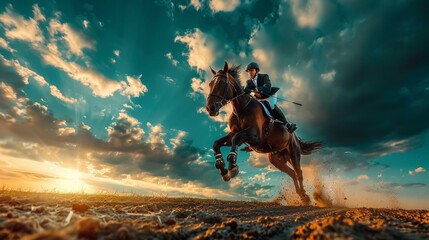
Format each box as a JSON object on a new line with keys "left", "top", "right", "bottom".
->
{"left": 227, "top": 65, "right": 241, "bottom": 85}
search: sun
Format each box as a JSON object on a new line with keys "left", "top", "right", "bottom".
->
{"left": 52, "top": 169, "right": 89, "bottom": 193}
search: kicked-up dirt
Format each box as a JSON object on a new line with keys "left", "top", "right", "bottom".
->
{"left": 0, "top": 191, "right": 427, "bottom": 239}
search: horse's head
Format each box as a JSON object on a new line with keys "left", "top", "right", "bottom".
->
{"left": 206, "top": 62, "right": 236, "bottom": 116}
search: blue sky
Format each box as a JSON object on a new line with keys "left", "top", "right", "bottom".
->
{"left": 0, "top": 0, "right": 428, "bottom": 209}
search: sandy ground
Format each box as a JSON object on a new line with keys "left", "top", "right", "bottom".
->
{"left": 0, "top": 191, "right": 428, "bottom": 239}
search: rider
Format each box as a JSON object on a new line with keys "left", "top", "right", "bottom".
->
{"left": 243, "top": 62, "right": 297, "bottom": 133}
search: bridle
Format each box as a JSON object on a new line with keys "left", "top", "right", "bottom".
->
{"left": 208, "top": 73, "right": 244, "bottom": 110}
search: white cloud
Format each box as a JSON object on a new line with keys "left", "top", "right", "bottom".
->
{"left": 209, "top": 0, "right": 240, "bottom": 12}
{"left": 49, "top": 85, "right": 78, "bottom": 104}
{"left": 83, "top": 20, "right": 89, "bottom": 29}
{"left": 81, "top": 122, "right": 91, "bottom": 130}
{"left": 0, "top": 55, "right": 48, "bottom": 86}
{"left": 191, "top": 77, "right": 209, "bottom": 96}
{"left": 58, "top": 127, "right": 75, "bottom": 136}
{"left": 0, "top": 6, "right": 127, "bottom": 99}
{"left": 32, "top": 4, "right": 46, "bottom": 22}
{"left": 147, "top": 122, "right": 167, "bottom": 149}
{"left": 0, "top": 82, "right": 17, "bottom": 100}
{"left": 120, "top": 75, "right": 148, "bottom": 98}
{"left": 175, "top": 29, "right": 215, "bottom": 71}
{"left": 118, "top": 110, "right": 140, "bottom": 127}
{"left": 409, "top": 167, "right": 426, "bottom": 176}
{"left": 113, "top": 50, "right": 120, "bottom": 57}
{"left": 321, "top": 70, "right": 336, "bottom": 82}
{"left": 249, "top": 172, "right": 271, "bottom": 183}
{"left": 0, "top": 4, "right": 44, "bottom": 45}
{"left": 289, "top": 0, "right": 323, "bottom": 28}
{"left": 357, "top": 175, "right": 369, "bottom": 181}
{"left": 163, "top": 76, "right": 175, "bottom": 84}
{"left": 0, "top": 37, "right": 10, "bottom": 50}
{"left": 166, "top": 52, "right": 179, "bottom": 66}
{"left": 252, "top": 48, "right": 273, "bottom": 69}
{"left": 191, "top": 0, "right": 203, "bottom": 11}
{"left": 248, "top": 152, "right": 270, "bottom": 169}
{"left": 49, "top": 19, "right": 94, "bottom": 56}
{"left": 41, "top": 44, "right": 121, "bottom": 98}
{"left": 123, "top": 104, "right": 134, "bottom": 110}
{"left": 169, "top": 130, "right": 187, "bottom": 148}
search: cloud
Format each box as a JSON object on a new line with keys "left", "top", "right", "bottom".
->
{"left": 175, "top": 29, "right": 215, "bottom": 72}
{"left": 249, "top": 171, "right": 271, "bottom": 183}
{"left": 190, "top": 77, "right": 210, "bottom": 96}
{"left": 305, "top": 148, "right": 389, "bottom": 173}
{"left": 320, "top": 69, "right": 336, "bottom": 82}
{"left": 107, "top": 110, "right": 144, "bottom": 145}
{"left": 120, "top": 75, "right": 148, "bottom": 98}
{"left": 365, "top": 182, "right": 427, "bottom": 192}
{"left": 248, "top": 152, "right": 270, "bottom": 169}
{"left": 209, "top": 0, "right": 240, "bottom": 12}
{"left": 162, "top": 75, "right": 175, "bottom": 84}
{"left": 49, "top": 19, "right": 94, "bottom": 56}
{"left": 289, "top": 0, "right": 323, "bottom": 28}
{"left": 0, "top": 37, "right": 14, "bottom": 52}
{"left": 83, "top": 20, "right": 89, "bottom": 29}
{"left": 123, "top": 104, "right": 134, "bottom": 110}
{"left": 165, "top": 52, "right": 179, "bottom": 66}
{"left": 0, "top": 5, "right": 137, "bottom": 99}
{"left": 32, "top": 4, "right": 46, "bottom": 22}
{"left": 113, "top": 50, "right": 120, "bottom": 57}
{"left": 0, "top": 55, "right": 48, "bottom": 86}
{"left": 49, "top": 85, "right": 78, "bottom": 104}
{"left": 40, "top": 44, "right": 122, "bottom": 97}
{"left": 0, "top": 4, "right": 44, "bottom": 45}
{"left": 409, "top": 167, "right": 427, "bottom": 176}
{"left": 191, "top": 0, "right": 203, "bottom": 11}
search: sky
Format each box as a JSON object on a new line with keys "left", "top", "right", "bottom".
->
{"left": 0, "top": 0, "right": 428, "bottom": 210}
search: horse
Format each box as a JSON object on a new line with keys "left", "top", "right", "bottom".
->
{"left": 205, "top": 62, "right": 322, "bottom": 204}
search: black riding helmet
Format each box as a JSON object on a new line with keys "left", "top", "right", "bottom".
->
{"left": 245, "top": 62, "right": 260, "bottom": 72}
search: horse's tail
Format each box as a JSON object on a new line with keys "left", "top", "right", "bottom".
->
{"left": 296, "top": 136, "right": 322, "bottom": 155}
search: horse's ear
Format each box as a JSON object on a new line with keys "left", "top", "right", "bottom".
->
{"left": 209, "top": 66, "right": 216, "bottom": 75}
{"left": 223, "top": 61, "right": 228, "bottom": 72}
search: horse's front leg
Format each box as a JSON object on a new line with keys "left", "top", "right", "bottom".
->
{"left": 226, "top": 129, "right": 258, "bottom": 179}
{"left": 213, "top": 133, "right": 233, "bottom": 178}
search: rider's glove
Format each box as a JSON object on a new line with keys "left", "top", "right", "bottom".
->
{"left": 244, "top": 88, "right": 251, "bottom": 94}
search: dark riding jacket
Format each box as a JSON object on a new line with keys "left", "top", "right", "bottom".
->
{"left": 244, "top": 74, "right": 279, "bottom": 99}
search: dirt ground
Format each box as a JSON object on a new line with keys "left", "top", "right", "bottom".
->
{"left": 0, "top": 191, "right": 427, "bottom": 239}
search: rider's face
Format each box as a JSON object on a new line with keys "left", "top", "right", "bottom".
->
{"left": 247, "top": 68, "right": 257, "bottom": 79}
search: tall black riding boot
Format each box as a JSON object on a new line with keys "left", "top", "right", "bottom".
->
{"left": 273, "top": 105, "right": 297, "bottom": 133}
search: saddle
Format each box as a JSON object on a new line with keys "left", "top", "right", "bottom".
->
{"left": 241, "top": 98, "right": 284, "bottom": 153}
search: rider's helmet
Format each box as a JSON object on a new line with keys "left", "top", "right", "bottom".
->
{"left": 245, "top": 62, "right": 260, "bottom": 72}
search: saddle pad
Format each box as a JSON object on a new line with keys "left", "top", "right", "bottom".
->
{"left": 256, "top": 100, "right": 273, "bottom": 119}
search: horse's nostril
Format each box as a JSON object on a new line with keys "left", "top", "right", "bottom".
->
{"left": 210, "top": 105, "right": 216, "bottom": 112}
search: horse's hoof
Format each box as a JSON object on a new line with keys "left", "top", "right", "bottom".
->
{"left": 228, "top": 166, "right": 239, "bottom": 178}
{"left": 301, "top": 195, "right": 311, "bottom": 206}
{"left": 222, "top": 172, "right": 231, "bottom": 182}
{"left": 220, "top": 168, "right": 228, "bottom": 176}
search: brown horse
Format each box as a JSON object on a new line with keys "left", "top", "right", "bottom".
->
{"left": 206, "top": 62, "right": 322, "bottom": 204}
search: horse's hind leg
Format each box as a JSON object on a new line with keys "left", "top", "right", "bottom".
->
{"left": 268, "top": 152, "right": 300, "bottom": 197}
{"left": 289, "top": 149, "right": 310, "bottom": 205}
